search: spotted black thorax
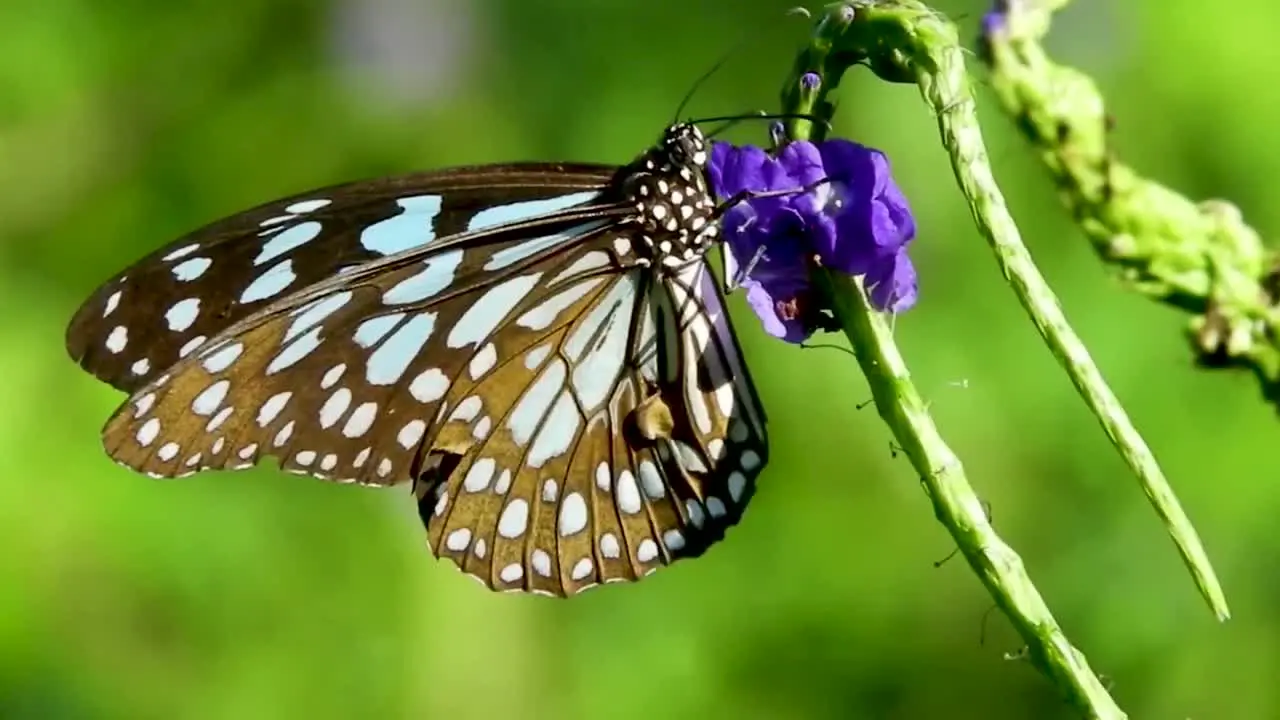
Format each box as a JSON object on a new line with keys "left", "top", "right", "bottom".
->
{"left": 615, "top": 123, "right": 721, "bottom": 268}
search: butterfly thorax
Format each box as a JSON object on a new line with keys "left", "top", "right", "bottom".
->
{"left": 618, "top": 123, "right": 720, "bottom": 269}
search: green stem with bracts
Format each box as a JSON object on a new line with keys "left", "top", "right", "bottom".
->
{"left": 979, "top": 1, "right": 1280, "bottom": 405}
{"left": 775, "top": 1, "right": 1234, "bottom": 717}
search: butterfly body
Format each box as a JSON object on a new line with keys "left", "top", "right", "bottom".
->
{"left": 67, "top": 124, "right": 769, "bottom": 596}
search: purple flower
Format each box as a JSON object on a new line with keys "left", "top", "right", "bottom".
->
{"left": 708, "top": 138, "right": 918, "bottom": 343}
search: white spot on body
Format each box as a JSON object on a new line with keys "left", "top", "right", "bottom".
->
{"left": 130, "top": 358, "right": 150, "bottom": 375}
{"left": 157, "top": 442, "right": 179, "bottom": 461}
{"left": 296, "top": 450, "right": 316, "bottom": 466}
{"left": 663, "top": 529, "right": 686, "bottom": 551}
{"left": 741, "top": 449, "right": 762, "bottom": 471}
{"left": 541, "top": 479, "right": 559, "bottom": 503}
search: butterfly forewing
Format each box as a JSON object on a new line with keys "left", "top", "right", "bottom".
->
{"left": 66, "top": 164, "right": 615, "bottom": 393}
{"left": 71, "top": 123, "right": 771, "bottom": 596}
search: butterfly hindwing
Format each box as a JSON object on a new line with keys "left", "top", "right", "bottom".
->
{"left": 416, "top": 259, "right": 767, "bottom": 595}
{"left": 66, "top": 164, "right": 616, "bottom": 394}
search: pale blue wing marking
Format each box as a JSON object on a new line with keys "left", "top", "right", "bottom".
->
{"left": 360, "top": 195, "right": 444, "bottom": 255}
{"left": 255, "top": 221, "right": 323, "bottom": 266}
{"left": 381, "top": 250, "right": 464, "bottom": 305}
{"left": 354, "top": 313, "right": 406, "bottom": 348}
{"left": 239, "top": 259, "right": 297, "bottom": 303}
{"left": 366, "top": 312, "right": 438, "bottom": 386}
{"left": 466, "top": 191, "right": 600, "bottom": 233}
{"left": 482, "top": 219, "right": 610, "bottom": 271}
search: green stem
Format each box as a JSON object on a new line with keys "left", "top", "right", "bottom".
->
{"left": 979, "top": 2, "right": 1280, "bottom": 403}
{"left": 790, "top": 0, "right": 1229, "bottom": 621}
{"left": 779, "top": 4, "right": 1125, "bottom": 717}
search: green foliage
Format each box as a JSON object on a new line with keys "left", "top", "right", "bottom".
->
{"left": 1, "top": 0, "right": 1276, "bottom": 718}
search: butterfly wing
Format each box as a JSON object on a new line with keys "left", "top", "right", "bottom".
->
{"left": 66, "top": 163, "right": 615, "bottom": 393}
{"left": 100, "top": 213, "right": 767, "bottom": 593}
{"left": 413, "top": 259, "right": 768, "bottom": 595}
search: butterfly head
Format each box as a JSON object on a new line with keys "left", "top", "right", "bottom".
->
{"left": 625, "top": 124, "right": 719, "bottom": 268}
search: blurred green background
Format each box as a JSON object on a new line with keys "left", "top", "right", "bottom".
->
{"left": 2, "top": 0, "right": 1277, "bottom": 717}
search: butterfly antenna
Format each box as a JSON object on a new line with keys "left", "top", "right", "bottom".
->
{"left": 673, "top": 52, "right": 736, "bottom": 125}
{"left": 673, "top": 7, "right": 817, "bottom": 124}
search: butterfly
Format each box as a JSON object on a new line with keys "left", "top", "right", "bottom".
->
{"left": 65, "top": 123, "right": 769, "bottom": 596}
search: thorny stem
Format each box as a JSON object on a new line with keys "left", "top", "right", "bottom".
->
{"left": 978, "top": 3, "right": 1280, "bottom": 407}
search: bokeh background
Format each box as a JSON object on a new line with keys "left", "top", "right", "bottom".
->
{"left": 2, "top": 0, "right": 1276, "bottom": 717}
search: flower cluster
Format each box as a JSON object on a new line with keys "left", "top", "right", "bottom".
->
{"left": 707, "top": 137, "right": 918, "bottom": 343}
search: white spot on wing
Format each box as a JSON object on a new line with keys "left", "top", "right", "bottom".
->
{"left": 106, "top": 326, "right": 128, "bottom": 354}
{"left": 558, "top": 492, "right": 587, "bottom": 536}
